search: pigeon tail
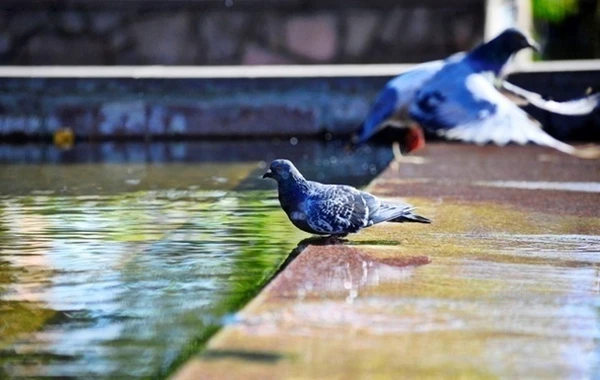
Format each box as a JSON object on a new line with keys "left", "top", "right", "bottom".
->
{"left": 370, "top": 203, "right": 432, "bottom": 225}
{"left": 389, "top": 213, "right": 432, "bottom": 224}
{"left": 543, "top": 139, "right": 600, "bottom": 159}
{"left": 525, "top": 126, "right": 600, "bottom": 159}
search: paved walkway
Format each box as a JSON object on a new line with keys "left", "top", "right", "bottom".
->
{"left": 173, "top": 143, "right": 600, "bottom": 379}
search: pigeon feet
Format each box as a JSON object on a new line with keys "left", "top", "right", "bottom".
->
{"left": 299, "top": 235, "right": 348, "bottom": 246}
{"left": 390, "top": 141, "right": 428, "bottom": 171}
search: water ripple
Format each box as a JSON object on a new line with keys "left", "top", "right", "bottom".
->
{"left": 0, "top": 189, "right": 301, "bottom": 379}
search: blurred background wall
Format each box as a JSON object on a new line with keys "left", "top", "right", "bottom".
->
{"left": 0, "top": 1, "right": 597, "bottom": 143}
{"left": 533, "top": 0, "right": 600, "bottom": 60}
{"left": 0, "top": 0, "right": 486, "bottom": 65}
{"left": 0, "top": 1, "right": 598, "bottom": 65}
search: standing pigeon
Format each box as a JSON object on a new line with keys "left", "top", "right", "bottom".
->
{"left": 262, "top": 159, "right": 430, "bottom": 236}
{"left": 353, "top": 28, "right": 600, "bottom": 158}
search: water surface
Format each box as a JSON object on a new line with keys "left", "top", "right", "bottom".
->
{"left": 0, "top": 151, "right": 303, "bottom": 378}
{"left": 0, "top": 179, "right": 306, "bottom": 378}
{"left": 0, "top": 140, "right": 395, "bottom": 378}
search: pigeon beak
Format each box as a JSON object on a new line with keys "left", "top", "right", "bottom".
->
{"left": 527, "top": 38, "right": 540, "bottom": 52}
{"left": 262, "top": 169, "right": 273, "bottom": 179}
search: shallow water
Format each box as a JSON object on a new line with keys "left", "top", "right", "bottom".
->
{"left": 0, "top": 140, "right": 394, "bottom": 379}
{"left": 0, "top": 186, "right": 305, "bottom": 379}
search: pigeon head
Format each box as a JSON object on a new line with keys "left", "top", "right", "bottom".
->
{"left": 467, "top": 28, "right": 538, "bottom": 74}
{"left": 262, "top": 159, "right": 304, "bottom": 183}
{"left": 492, "top": 28, "right": 538, "bottom": 53}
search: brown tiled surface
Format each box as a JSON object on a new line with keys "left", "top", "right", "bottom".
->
{"left": 172, "top": 144, "right": 600, "bottom": 379}
{"left": 372, "top": 143, "right": 600, "bottom": 217}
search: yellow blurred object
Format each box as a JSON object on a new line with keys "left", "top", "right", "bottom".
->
{"left": 532, "top": 0, "right": 578, "bottom": 23}
{"left": 53, "top": 128, "right": 75, "bottom": 149}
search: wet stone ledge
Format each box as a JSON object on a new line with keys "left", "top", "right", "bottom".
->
{"left": 0, "top": 76, "right": 390, "bottom": 139}
{"left": 0, "top": 70, "right": 599, "bottom": 141}
{"left": 172, "top": 143, "right": 600, "bottom": 379}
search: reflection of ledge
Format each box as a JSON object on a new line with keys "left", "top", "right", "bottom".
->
{"left": 0, "top": 140, "right": 395, "bottom": 190}
{"left": 173, "top": 241, "right": 432, "bottom": 380}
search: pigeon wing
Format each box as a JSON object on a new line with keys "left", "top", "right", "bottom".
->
{"left": 411, "top": 66, "right": 600, "bottom": 158}
{"left": 410, "top": 62, "right": 492, "bottom": 131}
{"left": 353, "top": 86, "right": 399, "bottom": 145}
{"left": 305, "top": 184, "right": 369, "bottom": 234}
{"left": 353, "top": 59, "right": 447, "bottom": 145}
{"left": 500, "top": 80, "right": 600, "bottom": 116}
{"left": 502, "top": 81, "right": 600, "bottom": 116}
{"left": 358, "top": 191, "right": 425, "bottom": 224}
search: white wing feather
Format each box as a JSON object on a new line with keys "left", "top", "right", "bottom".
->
{"left": 440, "top": 75, "right": 600, "bottom": 158}
{"left": 502, "top": 81, "right": 599, "bottom": 115}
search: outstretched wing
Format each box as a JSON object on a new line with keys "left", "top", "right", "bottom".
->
{"left": 352, "top": 60, "right": 447, "bottom": 146}
{"left": 305, "top": 184, "right": 369, "bottom": 234}
{"left": 409, "top": 62, "right": 493, "bottom": 131}
{"left": 410, "top": 64, "right": 600, "bottom": 158}
{"left": 501, "top": 81, "right": 600, "bottom": 116}
{"left": 352, "top": 86, "right": 399, "bottom": 146}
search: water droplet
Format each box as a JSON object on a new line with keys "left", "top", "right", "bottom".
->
{"left": 290, "top": 137, "right": 298, "bottom": 146}
{"left": 212, "top": 176, "right": 228, "bottom": 184}
{"left": 225, "top": 0, "right": 234, "bottom": 7}
{"left": 324, "top": 133, "right": 332, "bottom": 140}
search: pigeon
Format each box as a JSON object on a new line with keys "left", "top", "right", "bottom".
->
{"left": 352, "top": 54, "right": 462, "bottom": 150}
{"left": 353, "top": 28, "right": 600, "bottom": 158}
{"left": 262, "top": 159, "right": 431, "bottom": 236}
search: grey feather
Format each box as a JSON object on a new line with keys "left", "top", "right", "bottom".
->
{"left": 263, "top": 159, "right": 431, "bottom": 236}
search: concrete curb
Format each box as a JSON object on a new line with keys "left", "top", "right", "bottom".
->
{"left": 169, "top": 143, "right": 600, "bottom": 379}
{"left": 0, "top": 63, "right": 598, "bottom": 141}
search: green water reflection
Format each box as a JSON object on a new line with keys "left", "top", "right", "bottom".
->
{"left": 0, "top": 164, "right": 304, "bottom": 379}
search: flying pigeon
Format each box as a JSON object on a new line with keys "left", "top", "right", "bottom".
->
{"left": 353, "top": 28, "right": 600, "bottom": 158}
{"left": 262, "top": 159, "right": 431, "bottom": 236}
